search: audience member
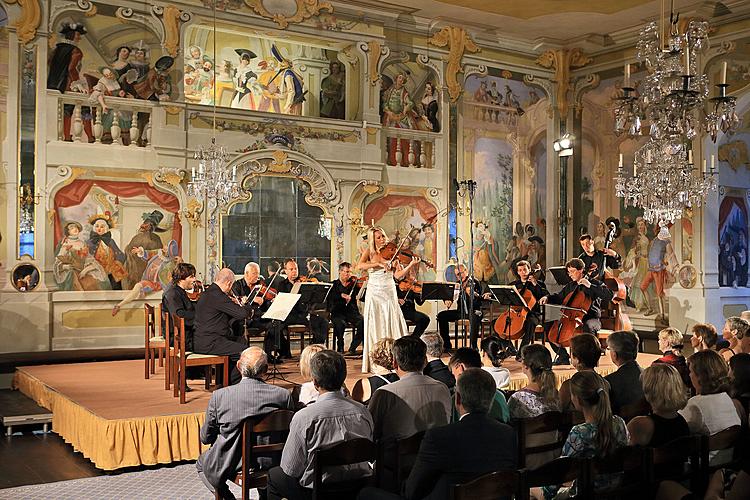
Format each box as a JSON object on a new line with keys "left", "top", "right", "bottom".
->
{"left": 604, "top": 330, "right": 644, "bottom": 416}
{"left": 358, "top": 368, "right": 517, "bottom": 500}
{"left": 652, "top": 327, "right": 691, "bottom": 389}
{"left": 690, "top": 323, "right": 718, "bottom": 352}
{"left": 627, "top": 364, "right": 688, "bottom": 447}
{"left": 449, "top": 347, "right": 509, "bottom": 423}
{"left": 368, "top": 336, "right": 452, "bottom": 444}
{"left": 421, "top": 333, "right": 455, "bottom": 390}
{"left": 721, "top": 316, "right": 750, "bottom": 361}
{"left": 741, "top": 310, "right": 750, "bottom": 322}
{"left": 197, "top": 347, "right": 294, "bottom": 500}
{"left": 559, "top": 333, "right": 601, "bottom": 411}
{"left": 680, "top": 350, "right": 742, "bottom": 465}
{"left": 509, "top": 344, "right": 559, "bottom": 419}
{"left": 729, "top": 353, "right": 750, "bottom": 419}
{"left": 480, "top": 335, "right": 511, "bottom": 389}
{"left": 534, "top": 371, "right": 628, "bottom": 500}
{"left": 351, "top": 338, "right": 400, "bottom": 404}
{"left": 298, "top": 344, "right": 326, "bottom": 405}
{"left": 268, "top": 350, "right": 373, "bottom": 500}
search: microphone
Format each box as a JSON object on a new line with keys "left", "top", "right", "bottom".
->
{"left": 453, "top": 178, "right": 460, "bottom": 191}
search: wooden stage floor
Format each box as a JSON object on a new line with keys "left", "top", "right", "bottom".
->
{"left": 12, "top": 349, "right": 659, "bottom": 470}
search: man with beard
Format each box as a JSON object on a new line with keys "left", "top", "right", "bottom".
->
{"left": 123, "top": 210, "right": 166, "bottom": 289}
{"left": 86, "top": 213, "right": 127, "bottom": 290}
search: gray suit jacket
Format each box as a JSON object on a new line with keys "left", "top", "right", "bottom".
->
{"left": 196, "top": 377, "right": 294, "bottom": 488}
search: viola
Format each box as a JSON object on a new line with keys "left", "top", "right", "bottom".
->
{"left": 379, "top": 241, "right": 435, "bottom": 269}
{"left": 186, "top": 280, "right": 204, "bottom": 301}
{"left": 256, "top": 283, "right": 278, "bottom": 301}
{"left": 398, "top": 279, "right": 423, "bottom": 295}
{"left": 494, "top": 282, "right": 537, "bottom": 340}
{"left": 298, "top": 275, "right": 319, "bottom": 283}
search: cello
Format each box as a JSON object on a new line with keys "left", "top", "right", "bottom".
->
{"left": 492, "top": 265, "right": 543, "bottom": 340}
{"left": 547, "top": 267, "right": 592, "bottom": 347}
{"left": 598, "top": 218, "right": 633, "bottom": 332}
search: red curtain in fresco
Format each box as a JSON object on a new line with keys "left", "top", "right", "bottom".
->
{"left": 719, "top": 196, "right": 747, "bottom": 229}
{"left": 53, "top": 180, "right": 181, "bottom": 248}
{"left": 363, "top": 195, "right": 438, "bottom": 225}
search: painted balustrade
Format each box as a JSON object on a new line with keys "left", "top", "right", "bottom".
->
{"left": 383, "top": 127, "right": 438, "bottom": 169}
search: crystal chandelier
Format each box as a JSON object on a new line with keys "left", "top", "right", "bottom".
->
{"left": 187, "top": 139, "right": 241, "bottom": 212}
{"left": 612, "top": 10, "right": 737, "bottom": 225}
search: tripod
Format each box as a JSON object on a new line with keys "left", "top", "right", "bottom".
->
{"left": 455, "top": 179, "right": 479, "bottom": 348}
{"left": 265, "top": 320, "right": 292, "bottom": 384}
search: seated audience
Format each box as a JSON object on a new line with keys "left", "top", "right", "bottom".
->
{"left": 509, "top": 343, "right": 559, "bottom": 419}
{"left": 197, "top": 347, "right": 294, "bottom": 500}
{"left": 421, "top": 333, "right": 455, "bottom": 390}
{"left": 351, "top": 338, "right": 400, "bottom": 404}
{"left": 533, "top": 371, "right": 629, "bottom": 500}
{"left": 480, "top": 335, "right": 511, "bottom": 389}
{"left": 721, "top": 316, "right": 750, "bottom": 361}
{"left": 729, "top": 353, "right": 750, "bottom": 419}
{"left": 680, "top": 350, "right": 742, "bottom": 465}
{"left": 652, "top": 327, "right": 691, "bottom": 389}
{"left": 449, "top": 347, "right": 509, "bottom": 423}
{"left": 559, "top": 333, "right": 601, "bottom": 411}
{"left": 604, "top": 330, "right": 644, "bottom": 416}
{"left": 297, "top": 344, "right": 326, "bottom": 405}
{"left": 368, "top": 336, "right": 452, "bottom": 443}
{"left": 627, "top": 364, "right": 689, "bottom": 447}
{"left": 690, "top": 322, "right": 718, "bottom": 352}
{"left": 268, "top": 350, "right": 373, "bottom": 500}
{"left": 357, "top": 368, "right": 518, "bottom": 500}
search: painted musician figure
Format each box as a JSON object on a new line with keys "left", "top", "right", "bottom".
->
{"left": 268, "top": 259, "right": 329, "bottom": 359}
{"left": 539, "top": 258, "right": 614, "bottom": 365}
{"left": 578, "top": 232, "right": 621, "bottom": 281}
{"left": 230, "top": 262, "right": 271, "bottom": 342}
{"left": 327, "top": 262, "right": 364, "bottom": 355}
{"left": 437, "top": 264, "right": 484, "bottom": 350}
{"left": 498, "top": 259, "right": 548, "bottom": 361}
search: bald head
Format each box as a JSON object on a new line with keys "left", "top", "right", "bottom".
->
{"left": 215, "top": 268, "right": 236, "bottom": 293}
{"left": 237, "top": 346, "right": 268, "bottom": 379}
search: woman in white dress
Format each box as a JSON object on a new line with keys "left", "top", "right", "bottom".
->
{"left": 357, "top": 226, "right": 418, "bottom": 373}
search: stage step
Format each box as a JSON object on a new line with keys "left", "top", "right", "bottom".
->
{"left": 0, "top": 390, "right": 52, "bottom": 436}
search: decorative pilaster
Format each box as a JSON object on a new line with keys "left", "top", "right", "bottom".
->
{"left": 428, "top": 26, "right": 480, "bottom": 103}
{"left": 535, "top": 48, "right": 592, "bottom": 118}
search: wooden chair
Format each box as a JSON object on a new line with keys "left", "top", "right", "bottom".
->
{"left": 708, "top": 425, "right": 742, "bottom": 471}
{"left": 144, "top": 303, "right": 169, "bottom": 386}
{"left": 311, "top": 438, "right": 377, "bottom": 500}
{"left": 223, "top": 409, "right": 295, "bottom": 500}
{"left": 520, "top": 456, "right": 588, "bottom": 500}
{"left": 585, "top": 445, "right": 651, "bottom": 499}
{"left": 650, "top": 434, "right": 705, "bottom": 495}
{"left": 161, "top": 306, "right": 173, "bottom": 390}
{"left": 450, "top": 469, "right": 521, "bottom": 500}
{"left": 453, "top": 318, "right": 471, "bottom": 348}
{"left": 287, "top": 324, "right": 312, "bottom": 353}
{"left": 376, "top": 430, "right": 426, "bottom": 490}
{"left": 171, "top": 314, "right": 230, "bottom": 404}
{"left": 511, "top": 411, "right": 570, "bottom": 468}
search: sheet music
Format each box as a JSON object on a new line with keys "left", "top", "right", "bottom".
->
{"left": 262, "top": 292, "right": 301, "bottom": 321}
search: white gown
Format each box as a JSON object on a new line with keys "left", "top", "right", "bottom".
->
{"left": 362, "top": 269, "right": 408, "bottom": 373}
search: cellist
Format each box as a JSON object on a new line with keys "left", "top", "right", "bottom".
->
{"left": 539, "top": 258, "right": 614, "bottom": 365}
{"left": 499, "top": 259, "right": 548, "bottom": 361}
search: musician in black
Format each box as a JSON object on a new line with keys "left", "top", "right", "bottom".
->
{"left": 230, "top": 262, "right": 273, "bottom": 341}
{"left": 497, "top": 259, "right": 548, "bottom": 361}
{"left": 162, "top": 262, "right": 197, "bottom": 350}
{"left": 578, "top": 233, "right": 621, "bottom": 281}
{"left": 327, "top": 262, "right": 364, "bottom": 354}
{"left": 396, "top": 266, "right": 430, "bottom": 337}
{"left": 437, "top": 264, "right": 484, "bottom": 350}
{"left": 539, "top": 258, "right": 614, "bottom": 365}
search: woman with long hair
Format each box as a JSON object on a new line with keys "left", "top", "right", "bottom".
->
{"left": 509, "top": 344, "right": 559, "bottom": 418}
{"left": 357, "top": 226, "right": 418, "bottom": 372}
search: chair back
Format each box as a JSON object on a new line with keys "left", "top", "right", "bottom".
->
{"left": 144, "top": 303, "right": 156, "bottom": 341}
{"left": 523, "top": 456, "right": 588, "bottom": 490}
{"left": 242, "top": 409, "right": 295, "bottom": 465}
{"left": 651, "top": 434, "right": 705, "bottom": 493}
{"left": 618, "top": 398, "right": 651, "bottom": 421}
{"left": 312, "top": 438, "right": 376, "bottom": 500}
{"left": 708, "top": 425, "right": 741, "bottom": 453}
{"left": 395, "top": 431, "right": 426, "bottom": 485}
{"left": 171, "top": 314, "right": 187, "bottom": 361}
{"left": 585, "top": 445, "right": 650, "bottom": 498}
{"left": 161, "top": 306, "right": 171, "bottom": 343}
{"left": 512, "top": 411, "right": 569, "bottom": 467}
{"left": 450, "top": 469, "right": 520, "bottom": 500}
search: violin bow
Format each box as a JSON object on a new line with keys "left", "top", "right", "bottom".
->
{"left": 387, "top": 237, "right": 410, "bottom": 268}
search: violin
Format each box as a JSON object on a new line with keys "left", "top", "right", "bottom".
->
{"left": 186, "top": 280, "right": 204, "bottom": 301}
{"left": 344, "top": 275, "right": 367, "bottom": 304}
{"left": 379, "top": 241, "right": 435, "bottom": 269}
{"left": 298, "top": 275, "right": 319, "bottom": 283}
{"left": 256, "top": 283, "right": 278, "bottom": 301}
{"left": 398, "top": 279, "right": 423, "bottom": 295}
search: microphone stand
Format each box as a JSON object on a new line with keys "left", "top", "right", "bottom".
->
{"left": 455, "top": 179, "right": 477, "bottom": 348}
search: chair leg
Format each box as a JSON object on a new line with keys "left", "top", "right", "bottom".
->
{"left": 158, "top": 347, "right": 164, "bottom": 368}
{"left": 223, "top": 357, "right": 230, "bottom": 387}
{"left": 173, "top": 360, "right": 179, "bottom": 398}
{"left": 164, "top": 348, "right": 171, "bottom": 390}
{"left": 204, "top": 366, "right": 211, "bottom": 390}
{"left": 180, "top": 361, "right": 187, "bottom": 404}
{"left": 145, "top": 345, "right": 150, "bottom": 379}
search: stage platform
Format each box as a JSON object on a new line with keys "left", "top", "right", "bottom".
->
{"left": 12, "top": 350, "right": 660, "bottom": 470}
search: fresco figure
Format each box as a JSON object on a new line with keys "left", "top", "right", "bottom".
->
{"left": 269, "top": 45, "right": 305, "bottom": 115}
{"left": 54, "top": 221, "right": 110, "bottom": 291}
{"left": 231, "top": 49, "right": 257, "bottom": 110}
{"left": 320, "top": 61, "right": 345, "bottom": 119}
{"left": 256, "top": 60, "right": 281, "bottom": 113}
{"left": 473, "top": 81, "right": 489, "bottom": 103}
{"left": 473, "top": 221, "right": 501, "bottom": 283}
{"left": 123, "top": 210, "right": 167, "bottom": 289}
{"left": 421, "top": 81, "right": 440, "bottom": 132}
{"left": 381, "top": 73, "right": 417, "bottom": 129}
{"left": 594, "top": 221, "right": 607, "bottom": 251}
{"left": 87, "top": 213, "right": 127, "bottom": 290}
{"left": 640, "top": 226, "right": 678, "bottom": 321}
{"left": 488, "top": 81, "right": 501, "bottom": 105}
{"left": 629, "top": 216, "right": 653, "bottom": 313}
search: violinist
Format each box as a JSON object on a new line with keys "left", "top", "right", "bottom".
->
{"left": 578, "top": 233, "right": 621, "bottom": 281}
{"left": 397, "top": 269, "right": 430, "bottom": 337}
{"left": 327, "top": 262, "right": 364, "bottom": 355}
{"left": 230, "top": 262, "right": 271, "bottom": 340}
{"left": 539, "top": 258, "right": 614, "bottom": 365}
{"left": 499, "top": 259, "right": 548, "bottom": 361}
{"left": 272, "top": 259, "right": 329, "bottom": 356}
{"left": 437, "top": 264, "right": 484, "bottom": 350}
{"left": 162, "top": 262, "right": 197, "bottom": 350}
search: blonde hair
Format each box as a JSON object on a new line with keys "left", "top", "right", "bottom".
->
{"left": 521, "top": 344, "right": 558, "bottom": 402}
{"left": 367, "top": 226, "right": 388, "bottom": 255}
{"left": 659, "top": 327, "right": 684, "bottom": 355}
{"left": 369, "top": 338, "right": 396, "bottom": 370}
{"left": 641, "top": 364, "right": 688, "bottom": 413}
{"left": 299, "top": 344, "right": 326, "bottom": 379}
{"left": 570, "top": 371, "right": 617, "bottom": 457}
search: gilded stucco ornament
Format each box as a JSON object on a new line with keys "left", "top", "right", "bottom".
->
{"left": 428, "top": 26, "right": 480, "bottom": 103}
{"left": 152, "top": 5, "right": 192, "bottom": 58}
{"left": 268, "top": 150, "right": 293, "bottom": 173}
{"left": 183, "top": 198, "right": 204, "bottom": 228}
{"left": 535, "top": 48, "right": 592, "bottom": 117}
{"left": 5, "top": 0, "right": 42, "bottom": 45}
{"left": 244, "top": 0, "right": 333, "bottom": 29}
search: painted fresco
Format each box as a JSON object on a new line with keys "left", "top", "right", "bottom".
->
{"left": 531, "top": 137, "right": 547, "bottom": 233}
{"left": 464, "top": 73, "right": 540, "bottom": 113}
{"left": 718, "top": 191, "right": 749, "bottom": 288}
{"left": 380, "top": 61, "right": 440, "bottom": 132}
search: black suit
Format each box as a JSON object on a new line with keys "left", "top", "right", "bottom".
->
{"left": 163, "top": 284, "right": 195, "bottom": 350}
{"left": 398, "top": 286, "right": 430, "bottom": 337}
{"left": 604, "top": 360, "right": 644, "bottom": 416}
{"left": 437, "top": 278, "right": 483, "bottom": 350}
{"left": 194, "top": 283, "right": 253, "bottom": 384}
{"left": 358, "top": 412, "right": 517, "bottom": 500}
{"left": 579, "top": 249, "right": 621, "bottom": 281}
{"left": 266, "top": 278, "right": 329, "bottom": 357}
{"left": 230, "top": 277, "right": 272, "bottom": 341}
{"left": 327, "top": 279, "right": 364, "bottom": 353}
{"left": 422, "top": 359, "right": 455, "bottom": 390}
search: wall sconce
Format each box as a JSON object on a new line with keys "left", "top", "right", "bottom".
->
{"left": 553, "top": 133, "right": 575, "bottom": 157}
{"left": 18, "top": 183, "right": 42, "bottom": 207}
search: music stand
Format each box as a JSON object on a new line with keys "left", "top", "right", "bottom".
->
{"left": 487, "top": 285, "right": 527, "bottom": 348}
{"left": 290, "top": 281, "right": 333, "bottom": 308}
{"left": 420, "top": 282, "right": 457, "bottom": 301}
{"left": 262, "top": 292, "right": 301, "bottom": 383}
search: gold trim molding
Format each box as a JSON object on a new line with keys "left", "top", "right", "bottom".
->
{"left": 244, "top": 0, "right": 333, "bottom": 29}
{"left": 535, "top": 48, "right": 592, "bottom": 117}
{"left": 5, "top": 0, "right": 42, "bottom": 45}
{"left": 428, "top": 26, "right": 480, "bottom": 103}
{"left": 152, "top": 4, "right": 191, "bottom": 58}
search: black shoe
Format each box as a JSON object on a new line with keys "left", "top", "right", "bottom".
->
{"left": 184, "top": 385, "right": 193, "bottom": 392}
